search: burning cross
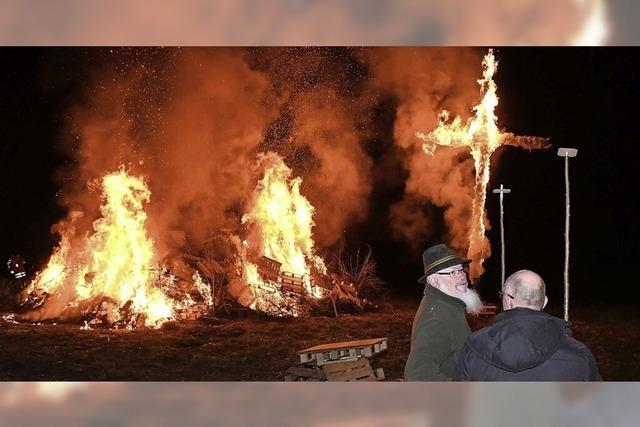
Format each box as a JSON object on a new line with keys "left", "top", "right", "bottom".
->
{"left": 416, "top": 49, "right": 550, "bottom": 281}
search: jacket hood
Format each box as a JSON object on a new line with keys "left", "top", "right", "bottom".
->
{"left": 466, "top": 308, "right": 571, "bottom": 372}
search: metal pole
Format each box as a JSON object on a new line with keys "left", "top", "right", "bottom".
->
{"left": 557, "top": 148, "right": 577, "bottom": 321}
{"left": 493, "top": 185, "right": 510, "bottom": 286}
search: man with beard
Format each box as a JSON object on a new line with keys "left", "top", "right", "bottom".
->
{"left": 454, "top": 270, "right": 601, "bottom": 381}
{"left": 404, "top": 244, "right": 483, "bottom": 381}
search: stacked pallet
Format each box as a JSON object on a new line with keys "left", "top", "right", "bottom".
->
{"left": 280, "top": 271, "right": 305, "bottom": 295}
{"left": 285, "top": 337, "right": 387, "bottom": 382}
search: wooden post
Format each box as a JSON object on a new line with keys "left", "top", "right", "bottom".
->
{"left": 493, "top": 184, "right": 511, "bottom": 286}
{"left": 557, "top": 148, "right": 577, "bottom": 322}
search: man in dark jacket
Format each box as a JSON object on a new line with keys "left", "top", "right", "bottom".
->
{"left": 455, "top": 270, "right": 601, "bottom": 381}
{"left": 405, "top": 244, "right": 483, "bottom": 381}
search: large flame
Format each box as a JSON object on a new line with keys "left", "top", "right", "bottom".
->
{"left": 25, "top": 169, "right": 174, "bottom": 327}
{"left": 240, "top": 152, "right": 326, "bottom": 315}
{"left": 417, "top": 49, "right": 549, "bottom": 280}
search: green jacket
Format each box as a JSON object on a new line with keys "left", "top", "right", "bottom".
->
{"left": 404, "top": 285, "right": 471, "bottom": 381}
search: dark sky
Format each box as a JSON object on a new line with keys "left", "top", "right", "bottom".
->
{"left": 1, "top": 48, "right": 639, "bottom": 306}
{"left": 487, "top": 48, "right": 640, "bottom": 305}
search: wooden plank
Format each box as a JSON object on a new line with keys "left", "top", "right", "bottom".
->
{"left": 298, "top": 337, "right": 388, "bottom": 355}
{"left": 325, "top": 365, "right": 376, "bottom": 382}
{"left": 320, "top": 355, "right": 361, "bottom": 370}
{"left": 322, "top": 358, "right": 368, "bottom": 374}
{"left": 280, "top": 282, "right": 305, "bottom": 294}
{"left": 316, "top": 352, "right": 328, "bottom": 366}
{"left": 257, "top": 256, "right": 281, "bottom": 282}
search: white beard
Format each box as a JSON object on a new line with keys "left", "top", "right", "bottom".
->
{"left": 432, "top": 282, "right": 484, "bottom": 314}
{"left": 457, "top": 288, "right": 483, "bottom": 314}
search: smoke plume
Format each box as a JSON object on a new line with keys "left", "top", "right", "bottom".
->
{"left": 53, "top": 48, "right": 378, "bottom": 263}
{"left": 366, "top": 48, "right": 485, "bottom": 255}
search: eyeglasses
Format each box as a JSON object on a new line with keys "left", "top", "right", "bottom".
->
{"left": 499, "top": 290, "right": 515, "bottom": 300}
{"left": 434, "top": 267, "right": 468, "bottom": 278}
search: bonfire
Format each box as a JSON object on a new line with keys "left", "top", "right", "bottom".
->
{"left": 225, "top": 152, "right": 366, "bottom": 317}
{"left": 19, "top": 159, "right": 370, "bottom": 327}
{"left": 20, "top": 168, "right": 212, "bottom": 329}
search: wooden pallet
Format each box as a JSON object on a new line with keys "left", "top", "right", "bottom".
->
{"left": 280, "top": 271, "right": 305, "bottom": 294}
{"left": 297, "top": 337, "right": 388, "bottom": 365}
{"left": 322, "top": 358, "right": 378, "bottom": 382}
{"left": 257, "top": 256, "right": 281, "bottom": 282}
{"left": 285, "top": 358, "right": 386, "bottom": 382}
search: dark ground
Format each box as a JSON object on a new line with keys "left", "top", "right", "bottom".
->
{"left": 0, "top": 298, "right": 637, "bottom": 381}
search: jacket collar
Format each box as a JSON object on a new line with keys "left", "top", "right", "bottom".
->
{"left": 424, "top": 284, "right": 467, "bottom": 310}
{"left": 495, "top": 307, "right": 567, "bottom": 324}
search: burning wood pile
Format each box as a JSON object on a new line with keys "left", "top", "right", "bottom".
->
{"left": 16, "top": 153, "right": 373, "bottom": 329}
{"left": 229, "top": 153, "right": 370, "bottom": 317}
{"left": 182, "top": 153, "right": 372, "bottom": 318}
{"left": 18, "top": 170, "right": 214, "bottom": 329}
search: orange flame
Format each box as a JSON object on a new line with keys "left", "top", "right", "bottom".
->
{"left": 240, "top": 152, "right": 325, "bottom": 315}
{"left": 417, "top": 49, "right": 548, "bottom": 280}
{"left": 25, "top": 169, "right": 175, "bottom": 327}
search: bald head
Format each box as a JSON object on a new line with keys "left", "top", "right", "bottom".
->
{"left": 503, "top": 270, "right": 547, "bottom": 310}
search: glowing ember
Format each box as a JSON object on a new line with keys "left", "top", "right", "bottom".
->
{"left": 240, "top": 152, "right": 326, "bottom": 316}
{"left": 417, "top": 49, "right": 549, "bottom": 280}
{"left": 24, "top": 169, "right": 175, "bottom": 328}
{"left": 192, "top": 272, "right": 213, "bottom": 308}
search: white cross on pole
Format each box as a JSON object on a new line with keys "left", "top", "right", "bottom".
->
{"left": 492, "top": 184, "right": 511, "bottom": 286}
{"left": 557, "top": 147, "right": 577, "bottom": 321}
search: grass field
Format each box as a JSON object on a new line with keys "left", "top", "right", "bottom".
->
{"left": 0, "top": 298, "right": 636, "bottom": 381}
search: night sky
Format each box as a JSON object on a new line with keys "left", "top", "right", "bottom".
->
{"left": 1, "top": 47, "right": 639, "bottom": 306}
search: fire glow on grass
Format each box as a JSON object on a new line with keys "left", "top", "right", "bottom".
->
{"left": 240, "top": 152, "right": 326, "bottom": 316}
{"left": 24, "top": 169, "right": 175, "bottom": 328}
{"left": 417, "top": 49, "right": 549, "bottom": 280}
